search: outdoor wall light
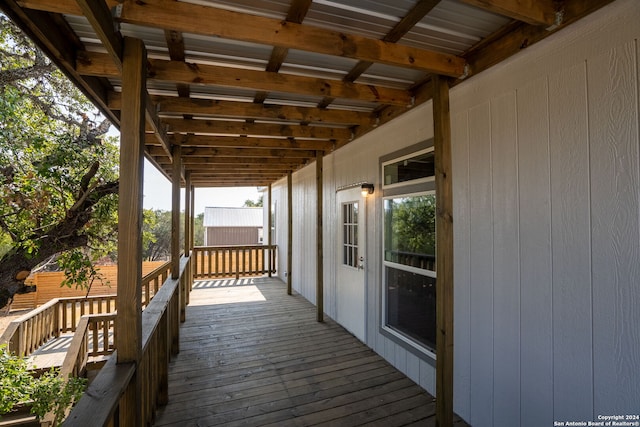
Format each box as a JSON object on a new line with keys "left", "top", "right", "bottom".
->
{"left": 361, "top": 183, "right": 374, "bottom": 196}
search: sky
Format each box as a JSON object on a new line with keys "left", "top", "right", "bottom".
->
{"left": 143, "top": 159, "right": 263, "bottom": 215}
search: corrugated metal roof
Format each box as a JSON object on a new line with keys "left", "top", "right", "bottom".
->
{"left": 203, "top": 207, "right": 264, "bottom": 228}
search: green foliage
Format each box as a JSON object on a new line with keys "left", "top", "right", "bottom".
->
{"left": 0, "top": 14, "right": 119, "bottom": 298}
{"left": 142, "top": 209, "right": 205, "bottom": 260}
{"left": 0, "top": 345, "right": 87, "bottom": 425}
{"left": 58, "top": 249, "right": 109, "bottom": 291}
{"left": 243, "top": 195, "right": 263, "bottom": 207}
{"left": 389, "top": 195, "right": 436, "bottom": 256}
{"left": 0, "top": 345, "right": 32, "bottom": 414}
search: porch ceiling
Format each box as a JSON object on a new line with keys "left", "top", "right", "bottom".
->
{"left": 2, "top": 0, "right": 614, "bottom": 187}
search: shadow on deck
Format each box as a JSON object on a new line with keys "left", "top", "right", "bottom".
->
{"left": 153, "top": 277, "right": 468, "bottom": 426}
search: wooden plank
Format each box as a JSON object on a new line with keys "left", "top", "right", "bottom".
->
{"left": 114, "top": 0, "right": 466, "bottom": 77}
{"left": 164, "top": 134, "right": 334, "bottom": 151}
{"left": 460, "top": 0, "right": 616, "bottom": 82}
{"left": 459, "top": 0, "right": 557, "bottom": 26}
{"left": 160, "top": 117, "right": 351, "bottom": 140}
{"left": 315, "top": 151, "right": 323, "bottom": 322}
{"left": 77, "top": 52, "right": 412, "bottom": 107}
{"left": 116, "top": 42, "right": 145, "bottom": 350}
{"left": 116, "top": 37, "right": 146, "bottom": 427}
{"left": 549, "top": 62, "right": 593, "bottom": 421}
{"left": 287, "top": 172, "right": 293, "bottom": 295}
{"left": 110, "top": 94, "right": 373, "bottom": 126}
{"left": 516, "top": 77, "right": 553, "bottom": 425}
{"left": 64, "top": 355, "right": 135, "bottom": 427}
{"left": 149, "top": 145, "right": 316, "bottom": 159}
{"left": 433, "top": 75, "right": 453, "bottom": 427}
{"left": 152, "top": 278, "right": 468, "bottom": 426}
{"left": 75, "top": 0, "right": 123, "bottom": 70}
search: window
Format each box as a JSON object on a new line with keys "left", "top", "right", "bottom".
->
{"left": 383, "top": 194, "right": 437, "bottom": 351}
{"left": 342, "top": 202, "right": 358, "bottom": 268}
{"left": 381, "top": 145, "right": 437, "bottom": 354}
{"left": 383, "top": 148, "right": 434, "bottom": 189}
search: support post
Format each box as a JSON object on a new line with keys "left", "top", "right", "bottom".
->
{"left": 116, "top": 36, "right": 146, "bottom": 427}
{"left": 184, "top": 172, "right": 191, "bottom": 257}
{"left": 267, "top": 184, "right": 272, "bottom": 277}
{"left": 171, "top": 144, "right": 185, "bottom": 324}
{"left": 189, "top": 185, "right": 195, "bottom": 292}
{"left": 184, "top": 173, "right": 191, "bottom": 305}
{"left": 287, "top": 171, "right": 293, "bottom": 295}
{"left": 433, "top": 75, "right": 454, "bottom": 427}
{"left": 315, "top": 151, "right": 324, "bottom": 322}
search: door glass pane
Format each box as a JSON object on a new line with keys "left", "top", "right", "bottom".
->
{"left": 342, "top": 202, "right": 359, "bottom": 268}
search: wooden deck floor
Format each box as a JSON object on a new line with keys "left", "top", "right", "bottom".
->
{"left": 153, "top": 277, "right": 468, "bottom": 427}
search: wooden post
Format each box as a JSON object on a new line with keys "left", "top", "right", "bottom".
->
{"left": 316, "top": 151, "right": 324, "bottom": 322}
{"left": 184, "top": 174, "right": 191, "bottom": 305}
{"left": 184, "top": 173, "right": 191, "bottom": 257}
{"left": 189, "top": 185, "right": 195, "bottom": 293}
{"left": 433, "top": 75, "right": 454, "bottom": 427}
{"left": 171, "top": 144, "right": 182, "bottom": 281}
{"left": 287, "top": 171, "right": 293, "bottom": 295}
{"left": 171, "top": 145, "right": 185, "bottom": 325}
{"left": 267, "top": 184, "right": 272, "bottom": 278}
{"left": 116, "top": 37, "right": 146, "bottom": 427}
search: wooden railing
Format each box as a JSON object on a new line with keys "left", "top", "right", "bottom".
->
{"left": 193, "top": 245, "right": 277, "bottom": 279}
{"left": 0, "top": 260, "right": 172, "bottom": 358}
{"left": 65, "top": 255, "right": 192, "bottom": 426}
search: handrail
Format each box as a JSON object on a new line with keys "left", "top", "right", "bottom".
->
{"left": 0, "top": 262, "right": 172, "bottom": 358}
{"left": 193, "top": 244, "right": 277, "bottom": 279}
{"left": 64, "top": 255, "right": 192, "bottom": 426}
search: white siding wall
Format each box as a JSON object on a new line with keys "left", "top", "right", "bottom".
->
{"left": 451, "top": 0, "right": 640, "bottom": 425}
{"left": 271, "top": 1, "right": 640, "bottom": 425}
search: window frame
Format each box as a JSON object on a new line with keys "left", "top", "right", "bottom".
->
{"left": 381, "top": 146, "right": 435, "bottom": 191}
{"left": 379, "top": 141, "right": 437, "bottom": 361}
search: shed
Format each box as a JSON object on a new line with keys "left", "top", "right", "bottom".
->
{"left": 203, "top": 207, "right": 263, "bottom": 246}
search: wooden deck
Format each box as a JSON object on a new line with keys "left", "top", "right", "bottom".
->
{"left": 153, "top": 277, "right": 468, "bottom": 426}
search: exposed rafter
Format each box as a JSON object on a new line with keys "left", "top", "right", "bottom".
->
{"left": 459, "top": 0, "right": 559, "bottom": 26}
{"left": 77, "top": 52, "right": 413, "bottom": 107}
{"left": 108, "top": 94, "right": 374, "bottom": 127}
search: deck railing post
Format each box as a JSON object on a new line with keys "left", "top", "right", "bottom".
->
{"left": 117, "top": 36, "right": 146, "bottom": 427}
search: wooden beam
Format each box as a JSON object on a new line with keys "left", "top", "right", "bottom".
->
{"left": 145, "top": 94, "right": 172, "bottom": 161}
{"left": 164, "top": 134, "right": 334, "bottom": 151}
{"left": 78, "top": 52, "right": 413, "bottom": 107}
{"left": 287, "top": 171, "right": 293, "bottom": 296}
{"left": 162, "top": 118, "right": 352, "bottom": 140}
{"left": 116, "top": 36, "right": 146, "bottom": 427}
{"left": 315, "top": 151, "right": 324, "bottom": 322}
{"left": 433, "top": 75, "right": 454, "bottom": 427}
{"left": 138, "top": 96, "right": 373, "bottom": 126}
{"left": 461, "top": 0, "right": 616, "bottom": 82}
{"left": 184, "top": 164, "right": 297, "bottom": 172}
{"left": 179, "top": 157, "right": 308, "bottom": 165}
{"left": 148, "top": 145, "right": 315, "bottom": 159}
{"left": 459, "top": 0, "right": 558, "bottom": 26}
{"left": 75, "top": 0, "right": 123, "bottom": 70}
{"left": 114, "top": 0, "right": 466, "bottom": 77}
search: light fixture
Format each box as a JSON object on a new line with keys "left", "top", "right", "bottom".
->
{"left": 361, "top": 183, "right": 374, "bottom": 196}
